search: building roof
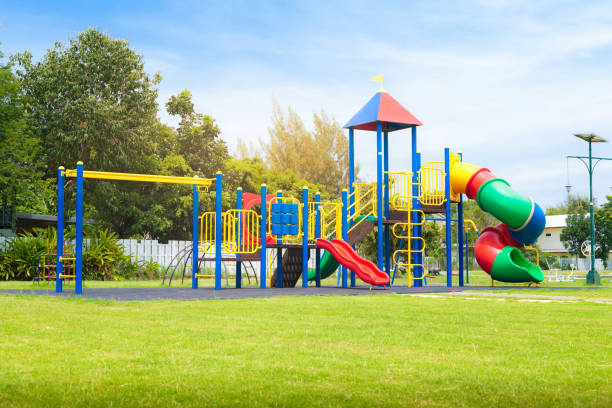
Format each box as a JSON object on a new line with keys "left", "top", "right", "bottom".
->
{"left": 343, "top": 91, "right": 422, "bottom": 132}
{"left": 544, "top": 214, "right": 590, "bottom": 229}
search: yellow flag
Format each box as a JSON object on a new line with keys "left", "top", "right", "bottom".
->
{"left": 370, "top": 74, "right": 383, "bottom": 83}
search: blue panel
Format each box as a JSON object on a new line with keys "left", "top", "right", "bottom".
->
{"left": 289, "top": 214, "right": 298, "bottom": 225}
{"left": 289, "top": 203, "right": 299, "bottom": 214}
{"left": 271, "top": 203, "right": 282, "bottom": 214}
{"left": 271, "top": 224, "right": 283, "bottom": 235}
{"left": 282, "top": 214, "right": 291, "bottom": 224}
{"left": 288, "top": 225, "right": 299, "bottom": 235}
{"left": 343, "top": 92, "right": 381, "bottom": 128}
{"left": 271, "top": 214, "right": 283, "bottom": 224}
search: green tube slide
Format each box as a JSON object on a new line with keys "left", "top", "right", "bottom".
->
{"left": 491, "top": 247, "right": 544, "bottom": 283}
{"left": 476, "top": 178, "right": 532, "bottom": 230}
{"left": 307, "top": 251, "right": 340, "bottom": 281}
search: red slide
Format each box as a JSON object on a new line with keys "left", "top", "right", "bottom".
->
{"left": 316, "top": 238, "right": 389, "bottom": 286}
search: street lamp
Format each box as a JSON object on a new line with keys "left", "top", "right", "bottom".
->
{"left": 566, "top": 133, "right": 610, "bottom": 285}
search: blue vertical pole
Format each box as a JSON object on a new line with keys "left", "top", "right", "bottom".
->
{"left": 75, "top": 162, "right": 83, "bottom": 295}
{"left": 349, "top": 127, "right": 356, "bottom": 287}
{"left": 376, "top": 122, "right": 383, "bottom": 270}
{"left": 276, "top": 190, "right": 283, "bottom": 288}
{"left": 192, "top": 183, "right": 199, "bottom": 289}
{"left": 260, "top": 184, "right": 267, "bottom": 289}
{"left": 411, "top": 126, "right": 420, "bottom": 287}
{"left": 341, "top": 189, "right": 348, "bottom": 288}
{"left": 315, "top": 192, "right": 321, "bottom": 287}
{"left": 302, "top": 187, "right": 308, "bottom": 288}
{"left": 383, "top": 130, "right": 390, "bottom": 280}
{"left": 457, "top": 153, "right": 464, "bottom": 287}
{"left": 215, "top": 172, "right": 222, "bottom": 290}
{"left": 414, "top": 152, "right": 423, "bottom": 287}
{"left": 465, "top": 232, "right": 470, "bottom": 284}
{"left": 56, "top": 167, "right": 64, "bottom": 293}
{"left": 444, "top": 148, "right": 452, "bottom": 287}
{"left": 236, "top": 187, "right": 242, "bottom": 288}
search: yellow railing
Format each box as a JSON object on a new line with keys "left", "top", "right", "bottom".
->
{"left": 419, "top": 161, "right": 445, "bottom": 205}
{"left": 319, "top": 202, "right": 342, "bottom": 240}
{"left": 464, "top": 219, "right": 479, "bottom": 234}
{"left": 267, "top": 196, "right": 303, "bottom": 244}
{"left": 385, "top": 171, "right": 413, "bottom": 210}
{"left": 308, "top": 202, "right": 318, "bottom": 241}
{"left": 523, "top": 246, "right": 539, "bottom": 266}
{"left": 348, "top": 183, "right": 376, "bottom": 234}
{"left": 199, "top": 210, "right": 261, "bottom": 255}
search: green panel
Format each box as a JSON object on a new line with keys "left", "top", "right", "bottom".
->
{"left": 476, "top": 178, "right": 532, "bottom": 229}
{"left": 307, "top": 251, "right": 339, "bottom": 281}
{"left": 490, "top": 246, "right": 544, "bottom": 283}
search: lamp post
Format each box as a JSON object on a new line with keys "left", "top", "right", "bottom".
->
{"left": 566, "top": 133, "right": 610, "bottom": 285}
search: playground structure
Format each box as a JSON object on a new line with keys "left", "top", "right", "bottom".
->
{"left": 55, "top": 89, "right": 546, "bottom": 294}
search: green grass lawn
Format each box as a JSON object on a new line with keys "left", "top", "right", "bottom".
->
{"left": 1, "top": 291, "right": 610, "bottom": 407}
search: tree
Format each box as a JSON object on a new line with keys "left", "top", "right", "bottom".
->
{"left": 166, "top": 90, "right": 228, "bottom": 177}
{"left": 594, "top": 196, "right": 612, "bottom": 268}
{"left": 546, "top": 194, "right": 590, "bottom": 215}
{"left": 262, "top": 101, "right": 357, "bottom": 197}
{"left": 560, "top": 214, "right": 590, "bottom": 262}
{"left": 0, "top": 45, "right": 46, "bottom": 212}
{"left": 14, "top": 28, "right": 161, "bottom": 175}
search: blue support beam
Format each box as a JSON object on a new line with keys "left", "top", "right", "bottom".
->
{"left": 383, "top": 130, "right": 390, "bottom": 280}
{"left": 260, "top": 184, "right": 267, "bottom": 288}
{"left": 75, "top": 162, "right": 83, "bottom": 295}
{"left": 276, "top": 190, "right": 283, "bottom": 288}
{"left": 376, "top": 122, "right": 383, "bottom": 270}
{"left": 444, "top": 148, "right": 452, "bottom": 287}
{"left": 457, "top": 153, "right": 464, "bottom": 287}
{"left": 341, "top": 189, "right": 348, "bottom": 288}
{"left": 349, "top": 127, "right": 356, "bottom": 287}
{"left": 56, "top": 167, "right": 64, "bottom": 293}
{"left": 236, "top": 187, "right": 242, "bottom": 288}
{"left": 315, "top": 192, "right": 321, "bottom": 287}
{"left": 215, "top": 172, "right": 223, "bottom": 290}
{"left": 192, "top": 184, "right": 199, "bottom": 289}
{"left": 302, "top": 187, "right": 309, "bottom": 288}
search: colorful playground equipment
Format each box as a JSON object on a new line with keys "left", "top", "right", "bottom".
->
{"left": 55, "top": 89, "right": 546, "bottom": 294}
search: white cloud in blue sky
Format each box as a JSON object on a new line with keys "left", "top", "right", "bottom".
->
{"left": 2, "top": 0, "right": 611, "bottom": 207}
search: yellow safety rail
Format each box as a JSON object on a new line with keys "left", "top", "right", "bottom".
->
{"left": 308, "top": 202, "right": 318, "bottom": 241}
{"left": 200, "top": 212, "right": 218, "bottom": 255}
{"left": 348, "top": 183, "right": 376, "bottom": 234}
{"left": 267, "top": 196, "right": 303, "bottom": 244}
{"left": 65, "top": 169, "right": 214, "bottom": 190}
{"left": 384, "top": 171, "right": 413, "bottom": 210}
{"left": 319, "top": 202, "right": 343, "bottom": 240}
{"left": 223, "top": 210, "right": 261, "bottom": 254}
{"left": 418, "top": 161, "right": 445, "bottom": 205}
{"left": 464, "top": 219, "right": 479, "bottom": 234}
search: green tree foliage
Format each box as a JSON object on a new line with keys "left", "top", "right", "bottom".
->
{"left": 546, "top": 194, "right": 590, "bottom": 215}
{"left": 14, "top": 29, "right": 161, "bottom": 174}
{"left": 0, "top": 45, "right": 46, "bottom": 211}
{"left": 262, "top": 101, "right": 356, "bottom": 197}
{"left": 560, "top": 214, "right": 589, "bottom": 258}
{"left": 594, "top": 196, "right": 612, "bottom": 267}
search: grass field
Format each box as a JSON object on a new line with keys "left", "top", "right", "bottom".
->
{"left": 1, "top": 288, "right": 611, "bottom": 407}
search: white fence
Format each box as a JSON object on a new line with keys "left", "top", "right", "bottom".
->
{"left": 119, "top": 240, "right": 192, "bottom": 267}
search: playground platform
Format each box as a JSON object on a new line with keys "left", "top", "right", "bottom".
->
{"left": 0, "top": 286, "right": 605, "bottom": 301}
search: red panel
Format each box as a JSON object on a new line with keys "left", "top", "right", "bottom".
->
{"left": 377, "top": 92, "right": 423, "bottom": 126}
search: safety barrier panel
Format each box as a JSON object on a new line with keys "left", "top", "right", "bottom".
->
{"left": 200, "top": 210, "right": 262, "bottom": 255}
{"left": 348, "top": 183, "right": 376, "bottom": 234}
{"left": 418, "top": 161, "right": 445, "bottom": 205}
{"left": 319, "top": 202, "right": 342, "bottom": 240}
{"left": 267, "top": 196, "right": 303, "bottom": 244}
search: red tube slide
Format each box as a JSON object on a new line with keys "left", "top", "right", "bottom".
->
{"left": 316, "top": 238, "right": 389, "bottom": 286}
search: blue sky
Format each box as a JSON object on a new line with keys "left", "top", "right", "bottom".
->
{"left": 2, "top": 0, "right": 612, "bottom": 208}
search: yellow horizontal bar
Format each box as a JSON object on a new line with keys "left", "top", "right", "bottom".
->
{"left": 195, "top": 274, "right": 215, "bottom": 278}
{"left": 58, "top": 274, "right": 75, "bottom": 278}
{"left": 59, "top": 257, "right": 75, "bottom": 261}
{"left": 65, "top": 169, "right": 214, "bottom": 187}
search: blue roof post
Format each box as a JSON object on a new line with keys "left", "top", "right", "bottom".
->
{"left": 315, "top": 192, "right": 321, "bottom": 287}
{"left": 260, "top": 184, "right": 267, "bottom": 288}
{"left": 444, "top": 148, "right": 452, "bottom": 287}
{"left": 341, "top": 189, "right": 348, "bottom": 288}
{"left": 276, "top": 190, "right": 283, "bottom": 288}
{"left": 349, "top": 127, "right": 356, "bottom": 287}
{"left": 384, "top": 130, "right": 390, "bottom": 282}
{"left": 56, "top": 167, "right": 64, "bottom": 293}
{"left": 236, "top": 187, "right": 243, "bottom": 288}
{"left": 411, "top": 126, "right": 421, "bottom": 287}
{"left": 414, "top": 151, "right": 423, "bottom": 287}
{"left": 215, "top": 171, "right": 223, "bottom": 290}
{"left": 457, "top": 153, "right": 464, "bottom": 287}
{"left": 302, "top": 186, "right": 308, "bottom": 288}
{"left": 75, "top": 162, "right": 84, "bottom": 295}
{"left": 192, "top": 182, "right": 199, "bottom": 289}
{"left": 376, "top": 122, "right": 383, "bottom": 270}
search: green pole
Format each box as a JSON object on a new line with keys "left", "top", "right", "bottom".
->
{"left": 586, "top": 139, "right": 600, "bottom": 285}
